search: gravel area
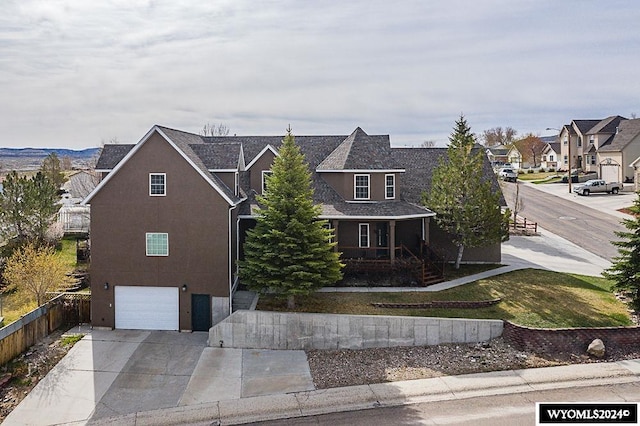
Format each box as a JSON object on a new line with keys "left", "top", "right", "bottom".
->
{"left": 306, "top": 337, "right": 640, "bottom": 389}
{"left": 0, "top": 329, "right": 76, "bottom": 423}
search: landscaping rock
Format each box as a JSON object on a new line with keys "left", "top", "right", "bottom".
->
{"left": 587, "top": 339, "right": 605, "bottom": 358}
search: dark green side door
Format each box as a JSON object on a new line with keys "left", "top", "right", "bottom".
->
{"left": 191, "top": 294, "right": 211, "bottom": 331}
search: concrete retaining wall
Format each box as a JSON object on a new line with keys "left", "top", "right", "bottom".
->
{"left": 209, "top": 310, "right": 503, "bottom": 350}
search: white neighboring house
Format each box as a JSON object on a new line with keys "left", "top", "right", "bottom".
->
{"left": 506, "top": 145, "right": 523, "bottom": 170}
{"left": 58, "top": 170, "right": 98, "bottom": 234}
{"left": 541, "top": 141, "right": 560, "bottom": 170}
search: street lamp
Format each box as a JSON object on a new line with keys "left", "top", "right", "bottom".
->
{"left": 547, "top": 127, "right": 572, "bottom": 193}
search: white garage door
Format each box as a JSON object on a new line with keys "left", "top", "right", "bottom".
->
{"left": 115, "top": 286, "right": 179, "bottom": 330}
{"left": 601, "top": 164, "right": 620, "bottom": 183}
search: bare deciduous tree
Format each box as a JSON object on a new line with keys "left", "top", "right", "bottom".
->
{"left": 481, "top": 127, "right": 518, "bottom": 147}
{"left": 421, "top": 140, "right": 437, "bottom": 148}
{"left": 200, "top": 122, "right": 230, "bottom": 136}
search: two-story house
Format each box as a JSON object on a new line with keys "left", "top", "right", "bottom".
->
{"left": 557, "top": 116, "right": 630, "bottom": 181}
{"left": 84, "top": 125, "right": 502, "bottom": 331}
{"left": 540, "top": 138, "right": 560, "bottom": 170}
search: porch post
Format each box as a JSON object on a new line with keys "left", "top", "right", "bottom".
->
{"left": 332, "top": 220, "right": 339, "bottom": 252}
{"left": 389, "top": 220, "right": 396, "bottom": 261}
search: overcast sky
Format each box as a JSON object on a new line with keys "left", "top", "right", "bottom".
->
{"left": 1, "top": 0, "right": 639, "bottom": 149}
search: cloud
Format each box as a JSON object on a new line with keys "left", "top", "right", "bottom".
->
{"left": 0, "top": 0, "right": 639, "bottom": 148}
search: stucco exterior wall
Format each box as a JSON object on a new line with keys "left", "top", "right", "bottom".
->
{"left": 89, "top": 132, "right": 232, "bottom": 330}
{"left": 319, "top": 172, "right": 399, "bottom": 201}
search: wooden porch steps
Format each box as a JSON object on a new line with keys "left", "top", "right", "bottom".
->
{"left": 423, "top": 269, "right": 445, "bottom": 286}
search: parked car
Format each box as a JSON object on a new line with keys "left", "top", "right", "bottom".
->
{"left": 498, "top": 168, "right": 518, "bottom": 182}
{"left": 572, "top": 179, "right": 623, "bottom": 196}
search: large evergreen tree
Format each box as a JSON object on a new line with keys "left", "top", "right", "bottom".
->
{"left": 424, "top": 115, "right": 509, "bottom": 269}
{"left": 240, "top": 128, "right": 343, "bottom": 308}
{"left": 603, "top": 193, "right": 640, "bottom": 310}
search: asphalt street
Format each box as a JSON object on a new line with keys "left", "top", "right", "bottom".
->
{"left": 250, "top": 381, "right": 640, "bottom": 426}
{"left": 500, "top": 181, "right": 629, "bottom": 261}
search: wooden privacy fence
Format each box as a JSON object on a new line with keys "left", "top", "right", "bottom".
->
{"left": 0, "top": 293, "right": 91, "bottom": 366}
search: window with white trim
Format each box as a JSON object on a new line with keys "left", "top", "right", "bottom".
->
{"left": 589, "top": 135, "right": 595, "bottom": 144}
{"left": 149, "top": 173, "right": 166, "bottom": 196}
{"left": 359, "top": 223, "right": 369, "bottom": 248}
{"left": 354, "top": 174, "right": 370, "bottom": 200}
{"left": 146, "top": 233, "right": 168, "bottom": 256}
{"left": 385, "top": 174, "right": 395, "bottom": 199}
{"left": 590, "top": 155, "right": 596, "bottom": 165}
{"left": 262, "top": 171, "right": 272, "bottom": 194}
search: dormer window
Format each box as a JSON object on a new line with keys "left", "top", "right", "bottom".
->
{"left": 149, "top": 173, "right": 166, "bottom": 196}
{"left": 385, "top": 174, "right": 395, "bottom": 199}
{"left": 262, "top": 171, "right": 272, "bottom": 194}
{"left": 354, "top": 174, "right": 370, "bottom": 200}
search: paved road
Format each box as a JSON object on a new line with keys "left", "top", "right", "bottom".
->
{"left": 501, "top": 182, "right": 627, "bottom": 261}
{"left": 252, "top": 381, "right": 640, "bottom": 425}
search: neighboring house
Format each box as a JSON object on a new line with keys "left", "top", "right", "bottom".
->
{"left": 506, "top": 145, "right": 523, "bottom": 170}
{"left": 58, "top": 170, "right": 98, "bottom": 234}
{"left": 596, "top": 118, "right": 640, "bottom": 183}
{"left": 83, "top": 126, "right": 503, "bottom": 332}
{"left": 557, "top": 116, "right": 629, "bottom": 179}
{"left": 540, "top": 139, "right": 560, "bottom": 170}
{"left": 485, "top": 144, "right": 510, "bottom": 167}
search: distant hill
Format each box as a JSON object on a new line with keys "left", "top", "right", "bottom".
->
{"left": 0, "top": 147, "right": 100, "bottom": 158}
{"left": 0, "top": 147, "right": 102, "bottom": 172}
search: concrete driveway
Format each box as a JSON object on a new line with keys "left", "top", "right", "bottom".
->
{"left": 3, "top": 329, "right": 315, "bottom": 425}
{"left": 4, "top": 329, "right": 208, "bottom": 425}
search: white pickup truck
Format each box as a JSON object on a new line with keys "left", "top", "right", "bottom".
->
{"left": 572, "top": 179, "right": 623, "bottom": 196}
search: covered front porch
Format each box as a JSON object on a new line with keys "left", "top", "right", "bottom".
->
{"left": 330, "top": 217, "right": 445, "bottom": 286}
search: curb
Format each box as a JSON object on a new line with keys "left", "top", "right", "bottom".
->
{"left": 88, "top": 361, "right": 640, "bottom": 426}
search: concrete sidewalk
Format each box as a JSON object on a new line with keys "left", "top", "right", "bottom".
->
{"left": 89, "top": 360, "right": 640, "bottom": 425}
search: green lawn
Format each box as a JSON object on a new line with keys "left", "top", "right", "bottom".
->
{"left": 517, "top": 172, "right": 558, "bottom": 181}
{"left": 257, "top": 269, "right": 631, "bottom": 328}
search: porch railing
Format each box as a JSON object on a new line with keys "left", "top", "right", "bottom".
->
{"left": 338, "top": 244, "right": 446, "bottom": 286}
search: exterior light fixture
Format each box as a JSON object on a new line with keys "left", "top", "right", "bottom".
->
{"left": 104, "top": 282, "right": 109, "bottom": 290}
{"left": 182, "top": 284, "right": 187, "bottom": 292}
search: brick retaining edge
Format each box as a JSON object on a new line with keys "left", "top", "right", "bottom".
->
{"left": 502, "top": 320, "right": 640, "bottom": 354}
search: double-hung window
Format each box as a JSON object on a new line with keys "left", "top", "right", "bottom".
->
{"left": 146, "top": 233, "right": 169, "bottom": 256}
{"left": 262, "top": 171, "right": 273, "bottom": 194}
{"left": 358, "top": 223, "right": 369, "bottom": 248}
{"left": 354, "top": 174, "right": 370, "bottom": 200}
{"left": 149, "top": 173, "right": 166, "bottom": 196}
{"left": 385, "top": 174, "right": 395, "bottom": 199}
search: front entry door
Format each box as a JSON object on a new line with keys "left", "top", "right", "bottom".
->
{"left": 376, "top": 222, "right": 389, "bottom": 258}
{"left": 191, "top": 294, "right": 211, "bottom": 331}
